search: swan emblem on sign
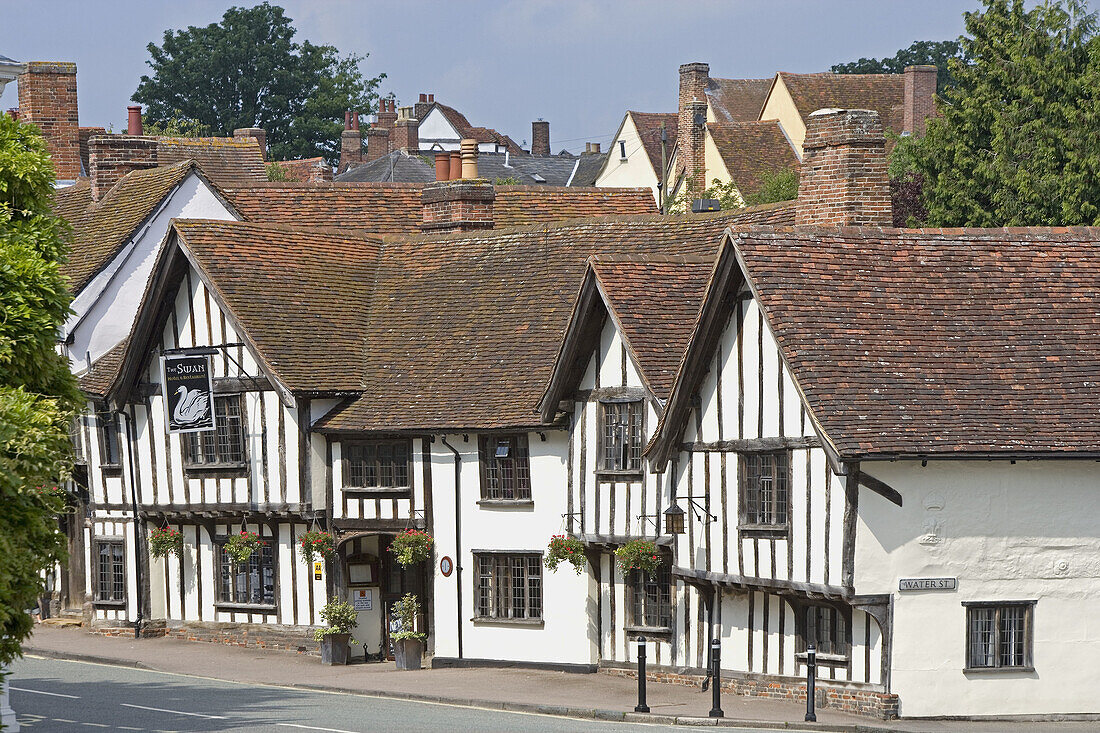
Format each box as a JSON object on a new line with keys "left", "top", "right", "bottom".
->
{"left": 172, "top": 386, "right": 210, "bottom": 426}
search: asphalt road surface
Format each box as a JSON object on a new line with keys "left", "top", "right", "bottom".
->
{"left": 9, "top": 656, "right": 784, "bottom": 733}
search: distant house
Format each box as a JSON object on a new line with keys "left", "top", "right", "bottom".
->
{"left": 336, "top": 148, "right": 605, "bottom": 187}
{"left": 594, "top": 112, "right": 677, "bottom": 207}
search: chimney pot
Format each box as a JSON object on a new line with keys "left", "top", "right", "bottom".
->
{"left": 351, "top": 111, "right": 360, "bottom": 131}
{"left": 460, "top": 138, "right": 478, "bottom": 179}
{"left": 419, "top": 93, "right": 428, "bottom": 103}
{"left": 435, "top": 152, "right": 450, "bottom": 181}
{"left": 428, "top": 93, "right": 434, "bottom": 103}
{"left": 344, "top": 110, "right": 352, "bottom": 130}
{"left": 449, "top": 151, "right": 462, "bottom": 181}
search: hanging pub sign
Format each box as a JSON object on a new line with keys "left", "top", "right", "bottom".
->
{"left": 160, "top": 354, "right": 215, "bottom": 433}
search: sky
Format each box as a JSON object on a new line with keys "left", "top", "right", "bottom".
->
{"left": 1, "top": 0, "right": 983, "bottom": 155}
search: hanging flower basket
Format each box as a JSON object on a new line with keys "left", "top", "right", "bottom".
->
{"left": 149, "top": 526, "right": 183, "bottom": 560}
{"left": 298, "top": 531, "right": 336, "bottom": 564}
{"left": 388, "top": 529, "right": 434, "bottom": 567}
{"left": 615, "top": 539, "right": 662, "bottom": 574}
{"left": 34, "top": 485, "right": 72, "bottom": 513}
{"left": 224, "top": 531, "right": 266, "bottom": 564}
{"left": 545, "top": 535, "right": 586, "bottom": 574}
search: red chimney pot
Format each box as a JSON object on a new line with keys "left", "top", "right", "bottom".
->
{"left": 127, "top": 105, "right": 143, "bottom": 135}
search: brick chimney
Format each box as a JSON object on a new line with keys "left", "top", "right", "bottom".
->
{"left": 365, "top": 127, "right": 390, "bottom": 162}
{"left": 421, "top": 178, "right": 495, "bottom": 233}
{"left": 414, "top": 93, "right": 433, "bottom": 123}
{"left": 585, "top": 142, "right": 601, "bottom": 154}
{"left": 233, "top": 127, "right": 267, "bottom": 160}
{"left": 677, "top": 62, "right": 709, "bottom": 192}
{"left": 796, "top": 108, "right": 891, "bottom": 227}
{"left": 339, "top": 110, "right": 363, "bottom": 173}
{"left": 903, "top": 65, "right": 937, "bottom": 136}
{"left": 89, "top": 135, "right": 158, "bottom": 200}
{"left": 18, "top": 62, "right": 80, "bottom": 181}
{"left": 392, "top": 106, "right": 419, "bottom": 152}
{"left": 376, "top": 98, "right": 397, "bottom": 133}
{"left": 531, "top": 119, "right": 550, "bottom": 156}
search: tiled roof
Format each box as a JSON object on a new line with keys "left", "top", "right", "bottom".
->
{"left": 62, "top": 161, "right": 195, "bottom": 293}
{"left": 629, "top": 112, "right": 677, "bottom": 179}
{"left": 707, "top": 78, "right": 773, "bottom": 123}
{"left": 569, "top": 152, "right": 607, "bottom": 187}
{"left": 272, "top": 157, "right": 331, "bottom": 183}
{"left": 494, "top": 186, "right": 657, "bottom": 226}
{"left": 53, "top": 178, "right": 93, "bottom": 225}
{"left": 173, "top": 220, "right": 383, "bottom": 393}
{"left": 779, "top": 72, "right": 905, "bottom": 135}
{"left": 591, "top": 257, "right": 714, "bottom": 399}
{"left": 708, "top": 121, "right": 799, "bottom": 200}
{"left": 734, "top": 227, "right": 1100, "bottom": 457}
{"left": 321, "top": 202, "right": 796, "bottom": 432}
{"left": 336, "top": 151, "right": 584, "bottom": 187}
{"left": 78, "top": 338, "right": 128, "bottom": 397}
{"left": 432, "top": 104, "right": 524, "bottom": 154}
{"left": 335, "top": 151, "right": 437, "bottom": 184}
{"left": 224, "top": 183, "right": 424, "bottom": 233}
{"left": 225, "top": 183, "right": 657, "bottom": 232}
{"left": 155, "top": 137, "right": 267, "bottom": 188}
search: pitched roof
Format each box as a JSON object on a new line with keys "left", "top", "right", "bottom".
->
{"left": 173, "top": 221, "right": 383, "bottom": 393}
{"left": 335, "top": 151, "right": 584, "bottom": 187}
{"left": 628, "top": 112, "right": 677, "bottom": 179}
{"left": 569, "top": 152, "right": 607, "bottom": 187}
{"left": 431, "top": 104, "right": 524, "bottom": 154}
{"left": 778, "top": 72, "right": 905, "bottom": 135}
{"left": 53, "top": 178, "right": 93, "bottom": 224}
{"left": 61, "top": 161, "right": 196, "bottom": 293}
{"left": 591, "top": 257, "right": 714, "bottom": 398}
{"left": 335, "top": 151, "right": 437, "bottom": 184}
{"left": 154, "top": 137, "right": 267, "bottom": 188}
{"left": 707, "top": 121, "right": 799, "bottom": 200}
{"left": 732, "top": 227, "right": 1100, "bottom": 458}
{"left": 321, "top": 202, "right": 795, "bottom": 432}
{"left": 224, "top": 182, "right": 657, "bottom": 233}
{"left": 707, "top": 78, "right": 773, "bottom": 123}
{"left": 272, "top": 157, "right": 331, "bottom": 183}
{"left": 78, "top": 338, "right": 128, "bottom": 397}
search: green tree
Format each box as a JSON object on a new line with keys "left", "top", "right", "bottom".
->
{"left": 743, "top": 168, "right": 799, "bottom": 207}
{"left": 908, "top": 0, "right": 1100, "bottom": 226}
{"left": 832, "top": 40, "right": 969, "bottom": 94}
{"left": 134, "top": 2, "right": 385, "bottom": 163}
{"left": 0, "top": 114, "right": 80, "bottom": 665}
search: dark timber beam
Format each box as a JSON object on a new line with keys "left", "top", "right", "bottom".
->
{"left": 859, "top": 472, "right": 903, "bottom": 507}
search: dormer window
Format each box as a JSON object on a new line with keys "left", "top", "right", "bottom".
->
{"left": 598, "top": 400, "right": 643, "bottom": 475}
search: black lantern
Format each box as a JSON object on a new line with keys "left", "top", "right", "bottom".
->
{"left": 664, "top": 503, "right": 686, "bottom": 535}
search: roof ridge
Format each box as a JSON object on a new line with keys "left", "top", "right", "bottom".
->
{"left": 171, "top": 217, "right": 387, "bottom": 243}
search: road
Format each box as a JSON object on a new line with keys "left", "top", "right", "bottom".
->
{"left": 9, "top": 656, "right": 786, "bottom": 732}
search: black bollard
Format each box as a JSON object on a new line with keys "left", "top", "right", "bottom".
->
{"left": 634, "top": 636, "right": 650, "bottom": 713}
{"left": 708, "top": 638, "right": 723, "bottom": 718}
{"left": 805, "top": 643, "right": 817, "bottom": 722}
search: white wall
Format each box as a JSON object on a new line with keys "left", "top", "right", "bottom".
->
{"left": 595, "top": 114, "right": 662, "bottom": 205}
{"left": 66, "top": 173, "right": 235, "bottom": 371}
{"left": 856, "top": 459, "right": 1100, "bottom": 716}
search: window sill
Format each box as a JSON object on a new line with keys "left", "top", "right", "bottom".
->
{"left": 184, "top": 463, "right": 249, "bottom": 477}
{"left": 625, "top": 625, "right": 672, "bottom": 636}
{"left": 796, "top": 652, "right": 849, "bottom": 666}
{"left": 596, "top": 470, "right": 644, "bottom": 482}
{"left": 100, "top": 464, "right": 122, "bottom": 475}
{"left": 343, "top": 487, "right": 411, "bottom": 499}
{"left": 471, "top": 617, "right": 544, "bottom": 627}
{"left": 92, "top": 599, "right": 126, "bottom": 608}
{"left": 739, "top": 524, "right": 789, "bottom": 539}
{"left": 476, "top": 499, "right": 534, "bottom": 508}
{"left": 963, "top": 666, "right": 1035, "bottom": 674}
{"left": 215, "top": 602, "right": 278, "bottom": 614}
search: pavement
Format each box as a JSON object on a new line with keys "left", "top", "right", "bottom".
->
{"left": 19, "top": 625, "right": 1099, "bottom": 732}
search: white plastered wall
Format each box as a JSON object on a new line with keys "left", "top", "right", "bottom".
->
{"left": 759, "top": 75, "right": 807, "bottom": 157}
{"left": 594, "top": 114, "right": 661, "bottom": 205}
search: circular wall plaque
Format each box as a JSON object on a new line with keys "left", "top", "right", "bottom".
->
{"left": 440, "top": 556, "right": 453, "bottom": 577}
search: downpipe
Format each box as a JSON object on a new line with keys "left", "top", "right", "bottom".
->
{"left": 439, "top": 436, "right": 462, "bottom": 659}
{"left": 117, "top": 409, "right": 144, "bottom": 639}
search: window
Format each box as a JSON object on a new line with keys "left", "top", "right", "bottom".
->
{"left": 183, "top": 395, "right": 246, "bottom": 468}
{"left": 739, "top": 451, "right": 790, "bottom": 529}
{"left": 217, "top": 538, "right": 275, "bottom": 606}
{"left": 966, "top": 602, "right": 1034, "bottom": 670}
{"left": 96, "top": 408, "right": 120, "bottom": 467}
{"left": 478, "top": 434, "right": 531, "bottom": 500}
{"left": 474, "top": 553, "right": 542, "bottom": 621}
{"left": 344, "top": 440, "right": 410, "bottom": 488}
{"left": 628, "top": 564, "right": 672, "bottom": 630}
{"left": 798, "top": 603, "right": 849, "bottom": 661}
{"left": 94, "top": 539, "right": 125, "bottom": 603}
{"left": 619, "top": 140, "right": 627, "bottom": 159}
{"left": 599, "top": 401, "right": 643, "bottom": 473}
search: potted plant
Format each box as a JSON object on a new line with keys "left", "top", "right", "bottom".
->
{"left": 149, "top": 526, "right": 184, "bottom": 560}
{"left": 615, "top": 538, "right": 662, "bottom": 574}
{"left": 298, "top": 530, "right": 335, "bottom": 564}
{"left": 390, "top": 593, "right": 426, "bottom": 670}
{"left": 314, "top": 599, "right": 358, "bottom": 665}
{"left": 224, "top": 530, "right": 266, "bottom": 564}
{"left": 545, "top": 535, "right": 586, "bottom": 574}
{"left": 388, "top": 529, "right": 433, "bottom": 567}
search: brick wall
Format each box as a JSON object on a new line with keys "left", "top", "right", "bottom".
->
{"left": 602, "top": 664, "right": 899, "bottom": 720}
{"left": 339, "top": 129, "right": 363, "bottom": 173}
{"left": 89, "top": 136, "right": 159, "bottom": 200}
{"left": 421, "top": 180, "right": 495, "bottom": 232}
{"left": 89, "top": 620, "right": 321, "bottom": 654}
{"left": 677, "top": 62, "right": 709, "bottom": 191}
{"left": 393, "top": 116, "right": 419, "bottom": 153}
{"left": 796, "top": 108, "right": 891, "bottom": 227}
{"left": 903, "top": 65, "right": 937, "bottom": 136}
{"left": 365, "top": 128, "right": 390, "bottom": 162}
{"left": 18, "top": 62, "right": 80, "bottom": 180}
